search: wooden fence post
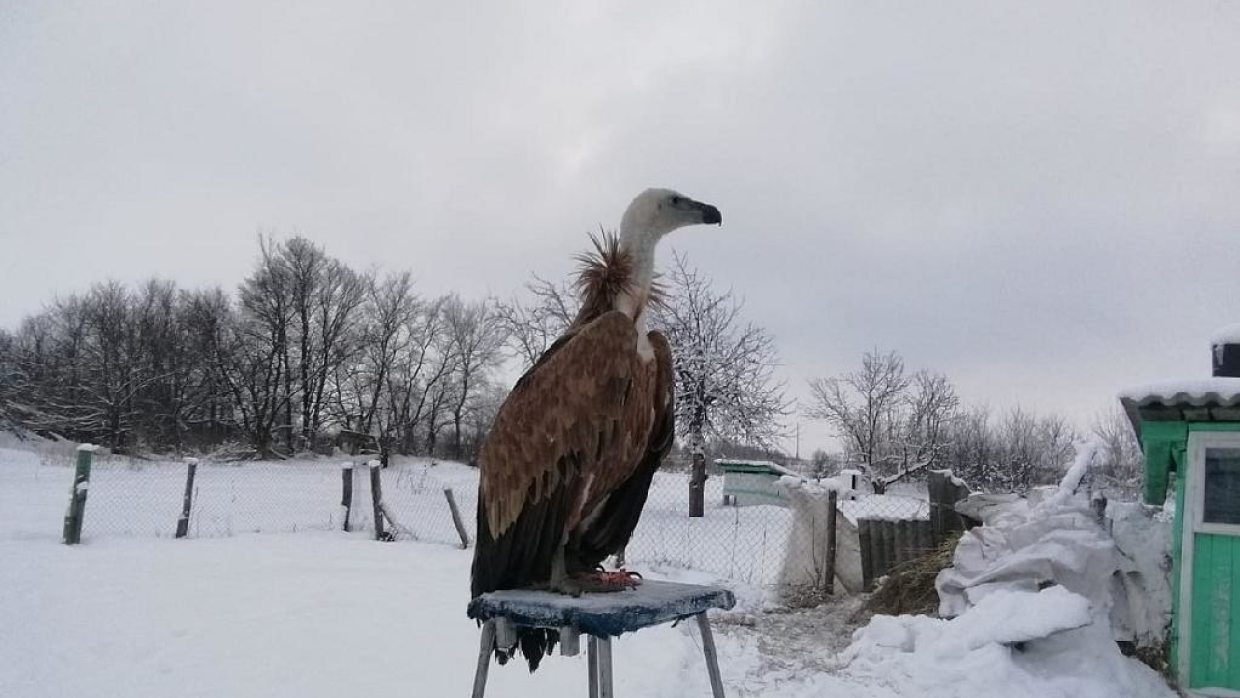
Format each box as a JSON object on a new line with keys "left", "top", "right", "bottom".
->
{"left": 444, "top": 487, "right": 470, "bottom": 549}
{"left": 341, "top": 463, "right": 354, "bottom": 532}
{"left": 62, "top": 444, "right": 96, "bottom": 545}
{"left": 822, "top": 490, "right": 838, "bottom": 595}
{"left": 369, "top": 460, "right": 387, "bottom": 541}
{"left": 175, "top": 458, "right": 199, "bottom": 539}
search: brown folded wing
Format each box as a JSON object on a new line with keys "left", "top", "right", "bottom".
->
{"left": 472, "top": 310, "right": 652, "bottom": 596}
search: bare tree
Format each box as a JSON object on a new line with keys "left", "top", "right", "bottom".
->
{"left": 993, "top": 407, "right": 1076, "bottom": 493}
{"left": 806, "top": 350, "right": 960, "bottom": 492}
{"left": 1091, "top": 405, "right": 1142, "bottom": 498}
{"left": 807, "top": 350, "right": 909, "bottom": 476}
{"left": 179, "top": 287, "right": 239, "bottom": 446}
{"left": 887, "top": 369, "right": 960, "bottom": 487}
{"left": 492, "top": 275, "right": 577, "bottom": 369}
{"left": 272, "top": 236, "right": 369, "bottom": 450}
{"left": 334, "top": 272, "right": 418, "bottom": 440}
{"left": 0, "top": 329, "right": 18, "bottom": 433}
{"left": 654, "top": 252, "right": 788, "bottom": 516}
{"left": 441, "top": 295, "right": 507, "bottom": 462}
{"left": 939, "top": 404, "right": 998, "bottom": 487}
{"left": 371, "top": 295, "right": 450, "bottom": 456}
{"left": 231, "top": 247, "right": 296, "bottom": 458}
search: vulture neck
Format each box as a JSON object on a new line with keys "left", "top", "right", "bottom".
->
{"left": 615, "top": 225, "right": 658, "bottom": 322}
{"left": 616, "top": 224, "right": 659, "bottom": 360}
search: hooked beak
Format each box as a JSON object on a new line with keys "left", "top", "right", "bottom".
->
{"left": 696, "top": 201, "right": 722, "bottom": 226}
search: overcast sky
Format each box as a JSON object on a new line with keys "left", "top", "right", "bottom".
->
{"left": 2, "top": 2, "right": 1238, "bottom": 455}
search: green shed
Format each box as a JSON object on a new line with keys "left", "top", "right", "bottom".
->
{"left": 1122, "top": 334, "right": 1240, "bottom": 695}
{"left": 716, "top": 459, "right": 799, "bottom": 507}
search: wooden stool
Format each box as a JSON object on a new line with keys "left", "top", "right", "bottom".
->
{"left": 467, "top": 580, "right": 736, "bottom": 697}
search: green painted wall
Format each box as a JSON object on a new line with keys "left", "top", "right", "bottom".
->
{"left": 1171, "top": 455, "right": 1188, "bottom": 675}
{"left": 1189, "top": 532, "right": 1240, "bottom": 688}
{"left": 1147, "top": 421, "right": 1240, "bottom": 688}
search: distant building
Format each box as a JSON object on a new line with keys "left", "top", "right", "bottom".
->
{"left": 716, "top": 459, "right": 803, "bottom": 507}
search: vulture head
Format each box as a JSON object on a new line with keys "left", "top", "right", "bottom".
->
{"left": 619, "top": 188, "right": 722, "bottom": 242}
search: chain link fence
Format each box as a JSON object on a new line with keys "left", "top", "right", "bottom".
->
{"left": 82, "top": 457, "right": 345, "bottom": 538}
{"left": 60, "top": 448, "right": 941, "bottom": 591}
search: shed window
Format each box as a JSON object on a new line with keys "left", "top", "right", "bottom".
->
{"left": 1203, "top": 448, "right": 1240, "bottom": 525}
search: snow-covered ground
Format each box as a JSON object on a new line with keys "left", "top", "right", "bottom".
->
{"left": 0, "top": 444, "right": 1176, "bottom": 698}
{"left": 1, "top": 444, "right": 796, "bottom": 585}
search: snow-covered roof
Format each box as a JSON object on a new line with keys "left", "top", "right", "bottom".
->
{"left": 1118, "top": 378, "right": 1240, "bottom": 408}
{"left": 1119, "top": 377, "right": 1240, "bottom": 436}
{"left": 1211, "top": 323, "right": 1240, "bottom": 345}
{"left": 714, "top": 459, "right": 803, "bottom": 478}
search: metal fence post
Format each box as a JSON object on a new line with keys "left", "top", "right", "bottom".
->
{"left": 62, "top": 444, "right": 96, "bottom": 545}
{"left": 175, "top": 457, "right": 199, "bottom": 538}
{"left": 369, "top": 460, "right": 387, "bottom": 541}
{"left": 444, "top": 487, "right": 470, "bottom": 548}
{"left": 341, "top": 462, "right": 354, "bottom": 532}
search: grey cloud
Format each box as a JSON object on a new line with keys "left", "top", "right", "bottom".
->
{"left": 2, "top": 1, "right": 1238, "bottom": 453}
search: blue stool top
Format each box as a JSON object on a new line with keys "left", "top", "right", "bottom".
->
{"left": 467, "top": 580, "right": 736, "bottom": 637}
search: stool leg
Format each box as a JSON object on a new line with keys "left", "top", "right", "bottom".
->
{"left": 694, "top": 613, "right": 726, "bottom": 698}
{"left": 471, "top": 620, "right": 496, "bottom": 698}
{"left": 596, "top": 636, "right": 614, "bottom": 698}
{"left": 587, "top": 636, "right": 599, "bottom": 698}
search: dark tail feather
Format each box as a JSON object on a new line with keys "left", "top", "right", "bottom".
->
{"left": 496, "top": 627, "right": 558, "bottom": 672}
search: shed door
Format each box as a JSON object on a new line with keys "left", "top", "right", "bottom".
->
{"left": 1185, "top": 434, "right": 1240, "bottom": 694}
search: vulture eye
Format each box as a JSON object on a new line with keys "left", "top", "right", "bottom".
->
{"left": 671, "top": 196, "right": 682, "bottom": 205}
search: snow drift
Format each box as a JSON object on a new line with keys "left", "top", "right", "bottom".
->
{"left": 935, "top": 444, "right": 1172, "bottom": 649}
{"left": 841, "top": 586, "right": 1174, "bottom": 698}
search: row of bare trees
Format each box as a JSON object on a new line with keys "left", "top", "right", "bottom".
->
{"left": 0, "top": 237, "right": 507, "bottom": 461}
{"left": 1, "top": 236, "right": 789, "bottom": 468}
{"left": 806, "top": 349, "right": 1142, "bottom": 495}
{"left": 0, "top": 231, "right": 1136, "bottom": 494}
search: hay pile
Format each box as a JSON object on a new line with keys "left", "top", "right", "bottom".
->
{"left": 863, "top": 532, "right": 961, "bottom": 617}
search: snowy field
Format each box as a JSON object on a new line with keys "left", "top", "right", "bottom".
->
{"left": 1, "top": 444, "right": 1176, "bottom": 698}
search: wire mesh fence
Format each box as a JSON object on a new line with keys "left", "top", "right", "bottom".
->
{"left": 81, "top": 456, "right": 187, "bottom": 538}
{"left": 381, "top": 461, "right": 478, "bottom": 547}
{"left": 625, "top": 471, "right": 793, "bottom": 585}
{"left": 61, "top": 449, "right": 942, "bottom": 590}
{"left": 81, "top": 457, "right": 346, "bottom": 538}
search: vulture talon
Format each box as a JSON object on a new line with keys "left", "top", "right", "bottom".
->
{"left": 568, "top": 569, "right": 642, "bottom": 593}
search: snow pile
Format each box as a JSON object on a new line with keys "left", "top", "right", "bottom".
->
{"left": 935, "top": 443, "right": 1172, "bottom": 649}
{"left": 841, "top": 586, "right": 1174, "bottom": 698}
{"left": 1107, "top": 501, "right": 1174, "bottom": 646}
{"left": 953, "top": 492, "right": 1029, "bottom": 528}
